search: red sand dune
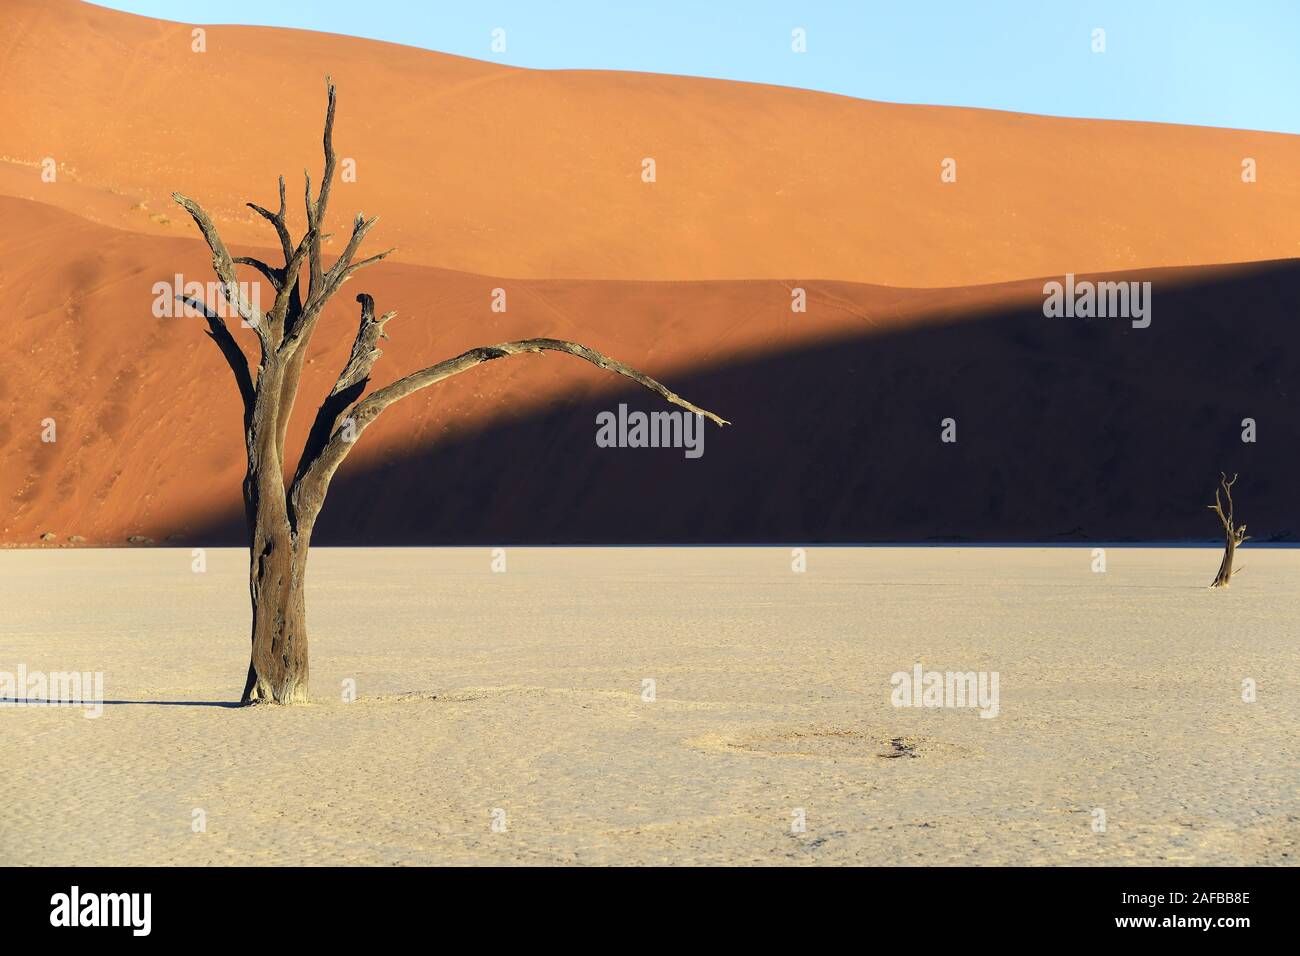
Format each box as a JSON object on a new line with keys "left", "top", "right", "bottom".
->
{"left": 1, "top": 0, "right": 1298, "bottom": 545}
{"left": 3, "top": 0, "right": 1299, "bottom": 287}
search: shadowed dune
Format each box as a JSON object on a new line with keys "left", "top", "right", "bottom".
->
{"left": 195, "top": 259, "right": 1300, "bottom": 545}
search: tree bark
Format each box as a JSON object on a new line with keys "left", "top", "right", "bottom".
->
{"left": 1211, "top": 528, "right": 1236, "bottom": 588}
{"left": 242, "top": 524, "right": 311, "bottom": 704}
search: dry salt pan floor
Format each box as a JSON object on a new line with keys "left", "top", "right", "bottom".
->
{"left": 1, "top": 547, "right": 1296, "bottom": 866}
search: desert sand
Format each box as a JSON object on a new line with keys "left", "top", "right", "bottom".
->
{"left": 2, "top": 546, "right": 1295, "bottom": 866}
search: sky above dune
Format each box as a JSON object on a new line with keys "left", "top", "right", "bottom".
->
{"left": 91, "top": 0, "right": 1300, "bottom": 134}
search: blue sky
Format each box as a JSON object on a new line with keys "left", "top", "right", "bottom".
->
{"left": 95, "top": 1, "right": 1300, "bottom": 134}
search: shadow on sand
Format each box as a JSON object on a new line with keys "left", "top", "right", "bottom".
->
{"left": 0, "top": 698, "right": 243, "bottom": 708}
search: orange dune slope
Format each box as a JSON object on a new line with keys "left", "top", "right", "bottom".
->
{"left": 3, "top": 195, "right": 1298, "bottom": 546}
{"left": 2, "top": 0, "right": 1299, "bottom": 287}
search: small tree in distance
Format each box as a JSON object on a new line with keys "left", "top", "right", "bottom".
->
{"left": 172, "top": 78, "right": 728, "bottom": 705}
{"left": 1207, "top": 472, "right": 1249, "bottom": 588}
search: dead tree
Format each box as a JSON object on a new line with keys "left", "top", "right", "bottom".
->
{"left": 173, "top": 79, "right": 728, "bottom": 704}
{"left": 1207, "top": 473, "right": 1249, "bottom": 588}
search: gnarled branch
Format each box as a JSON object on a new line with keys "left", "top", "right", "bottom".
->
{"left": 290, "top": 327, "right": 728, "bottom": 529}
{"left": 364, "top": 339, "right": 728, "bottom": 426}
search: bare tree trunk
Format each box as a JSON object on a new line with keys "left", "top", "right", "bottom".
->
{"left": 1207, "top": 473, "right": 1249, "bottom": 589}
{"left": 242, "top": 522, "right": 311, "bottom": 704}
{"left": 1210, "top": 528, "right": 1236, "bottom": 588}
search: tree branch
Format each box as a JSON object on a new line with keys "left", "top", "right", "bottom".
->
{"left": 176, "top": 294, "right": 255, "bottom": 415}
{"left": 274, "top": 78, "right": 339, "bottom": 466}
{"left": 265, "top": 228, "right": 315, "bottom": 336}
{"left": 313, "top": 213, "right": 377, "bottom": 301}
{"left": 1207, "top": 472, "right": 1240, "bottom": 532}
{"left": 280, "top": 213, "right": 392, "bottom": 360}
{"left": 245, "top": 175, "right": 292, "bottom": 264}
{"left": 303, "top": 77, "right": 337, "bottom": 306}
{"left": 332, "top": 293, "right": 397, "bottom": 394}
{"left": 233, "top": 256, "right": 284, "bottom": 292}
{"left": 289, "top": 333, "right": 728, "bottom": 528}
{"left": 365, "top": 339, "right": 729, "bottom": 426}
{"left": 289, "top": 293, "right": 394, "bottom": 503}
{"left": 172, "top": 191, "right": 270, "bottom": 355}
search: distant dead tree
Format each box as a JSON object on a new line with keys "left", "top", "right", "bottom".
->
{"left": 1207, "top": 473, "right": 1249, "bottom": 588}
{"left": 172, "top": 79, "right": 728, "bottom": 705}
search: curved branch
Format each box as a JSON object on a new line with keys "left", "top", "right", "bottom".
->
{"left": 366, "top": 339, "right": 729, "bottom": 426}
{"left": 290, "top": 336, "right": 728, "bottom": 528}
{"left": 233, "top": 256, "right": 284, "bottom": 292}
{"left": 281, "top": 79, "right": 350, "bottom": 361}
{"left": 176, "top": 294, "right": 255, "bottom": 415}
